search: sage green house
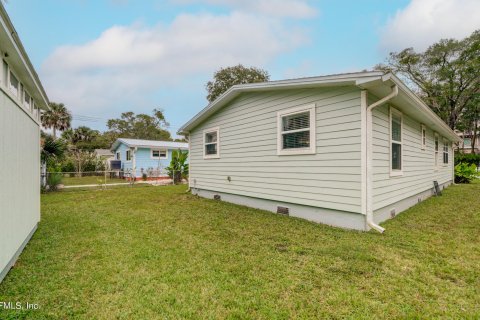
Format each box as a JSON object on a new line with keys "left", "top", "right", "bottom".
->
{"left": 178, "top": 72, "right": 460, "bottom": 232}
{"left": 0, "top": 4, "right": 49, "bottom": 282}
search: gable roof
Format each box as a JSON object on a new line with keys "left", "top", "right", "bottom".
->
{"left": 111, "top": 138, "right": 188, "bottom": 151}
{"left": 177, "top": 71, "right": 460, "bottom": 142}
{"left": 0, "top": 3, "right": 49, "bottom": 109}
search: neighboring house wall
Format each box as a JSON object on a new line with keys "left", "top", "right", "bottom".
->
{"left": 113, "top": 142, "right": 173, "bottom": 177}
{"left": 0, "top": 82, "right": 40, "bottom": 282}
{"left": 133, "top": 147, "right": 171, "bottom": 176}
{"left": 371, "top": 102, "right": 454, "bottom": 218}
{"left": 189, "top": 86, "right": 363, "bottom": 214}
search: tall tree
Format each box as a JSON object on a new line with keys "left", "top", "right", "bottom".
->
{"left": 206, "top": 64, "right": 270, "bottom": 103}
{"left": 106, "top": 108, "right": 172, "bottom": 141}
{"left": 42, "top": 102, "right": 72, "bottom": 139}
{"left": 377, "top": 30, "right": 480, "bottom": 130}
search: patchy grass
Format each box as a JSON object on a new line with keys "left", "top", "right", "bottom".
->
{"left": 0, "top": 183, "right": 479, "bottom": 319}
{"left": 61, "top": 175, "right": 128, "bottom": 186}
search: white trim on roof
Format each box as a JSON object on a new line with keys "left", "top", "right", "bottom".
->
{"left": 111, "top": 138, "right": 188, "bottom": 151}
{"left": 177, "top": 71, "right": 460, "bottom": 143}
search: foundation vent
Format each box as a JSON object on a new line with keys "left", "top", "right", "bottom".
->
{"left": 213, "top": 194, "right": 221, "bottom": 201}
{"left": 277, "top": 206, "right": 290, "bottom": 215}
{"left": 390, "top": 208, "right": 396, "bottom": 218}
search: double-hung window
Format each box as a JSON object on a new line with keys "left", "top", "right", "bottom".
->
{"left": 443, "top": 140, "right": 449, "bottom": 165}
{"left": 2, "top": 60, "right": 7, "bottom": 85}
{"left": 126, "top": 150, "right": 132, "bottom": 161}
{"left": 434, "top": 133, "right": 439, "bottom": 168}
{"left": 277, "top": 105, "right": 316, "bottom": 155}
{"left": 116, "top": 152, "right": 120, "bottom": 160}
{"left": 151, "top": 148, "right": 167, "bottom": 159}
{"left": 203, "top": 127, "right": 220, "bottom": 159}
{"left": 421, "top": 124, "right": 426, "bottom": 150}
{"left": 9, "top": 71, "right": 19, "bottom": 97}
{"left": 390, "top": 108, "right": 402, "bottom": 175}
{"left": 24, "top": 91, "right": 31, "bottom": 111}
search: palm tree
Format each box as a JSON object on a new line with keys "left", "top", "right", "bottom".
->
{"left": 42, "top": 102, "right": 72, "bottom": 139}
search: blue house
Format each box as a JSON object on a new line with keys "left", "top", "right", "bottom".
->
{"left": 110, "top": 138, "right": 188, "bottom": 178}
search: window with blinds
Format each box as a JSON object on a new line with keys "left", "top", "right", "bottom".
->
{"left": 277, "top": 105, "right": 316, "bottom": 155}
{"left": 390, "top": 108, "right": 403, "bottom": 175}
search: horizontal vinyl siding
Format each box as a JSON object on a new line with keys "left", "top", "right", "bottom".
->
{"left": 372, "top": 104, "right": 453, "bottom": 210}
{"left": 189, "top": 86, "right": 363, "bottom": 213}
{"left": 0, "top": 89, "right": 40, "bottom": 276}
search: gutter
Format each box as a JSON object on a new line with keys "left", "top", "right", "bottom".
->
{"left": 363, "top": 85, "right": 399, "bottom": 233}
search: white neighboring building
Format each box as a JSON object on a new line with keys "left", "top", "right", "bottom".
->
{"left": 178, "top": 72, "right": 460, "bottom": 232}
{"left": 0, "top": 4, "right": 49, "bottom": 282}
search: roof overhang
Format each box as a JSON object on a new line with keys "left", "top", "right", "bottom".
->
{"left": 178, "top": 71, "right": 460, "bottom": 143}
{"left": 0, "top": 4, "right": 49, "bottom": 110}
{"left": 358, "top": 73, "right": 461, "bottom": 143}
{"left": 110, "top": 139, "right": 189, "bottom": 151}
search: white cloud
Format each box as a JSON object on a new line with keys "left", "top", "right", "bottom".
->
{"left": 380, "top": 0, "right": 480, "bottom": 52}
{"left": 41, "top": 11, "right": 308, "bottom": 115}
{"left": 173, "top": 0, "right": 317, "bottom": 18}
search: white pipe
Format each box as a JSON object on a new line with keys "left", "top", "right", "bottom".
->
{"left": 365, "top": 85, "right": 399, "bottom": 233}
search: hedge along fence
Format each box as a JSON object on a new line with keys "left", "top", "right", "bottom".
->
{"left": 455, "top": 153, "right": 480, "bottom": 166}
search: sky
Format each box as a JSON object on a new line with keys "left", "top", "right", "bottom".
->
{"left": 4, "top": 0, "right": 480, "bottom": 137}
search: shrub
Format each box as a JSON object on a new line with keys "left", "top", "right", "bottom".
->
{"left": 47, "top": 166, "right": 63, "bottom": 192}
{"left": 454, "top": 163, "right": 478, "bottom": 183}
{"left": 455, "top": 153, "right": 480, "bottom": 166}
{"left": 166, "top": 150, "right": 189, "bottom": 184}
{"left": 142, "top": 173, "right": 148, "bottom": 181}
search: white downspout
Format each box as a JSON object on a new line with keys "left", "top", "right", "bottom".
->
{"left": 364, "top": 85, "right": 399, "bottom": 233}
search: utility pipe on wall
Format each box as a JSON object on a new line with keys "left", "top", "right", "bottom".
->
{"left": 364, "top": 85, "right": 399, "bottom": 233}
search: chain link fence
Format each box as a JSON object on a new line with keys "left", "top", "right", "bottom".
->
{"left": 41, "top": 169, "right": 184, "bottom": 191}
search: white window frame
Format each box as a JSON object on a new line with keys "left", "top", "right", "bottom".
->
{"left": 203, "top": 127, "right": 220, "bottom": 159}
{"left": 9, "top": 69, "right": 19, "bottom": 98}
{"left": 434, "top": 133, "right": 439, "bottom": 170}
{"left": 23, "top": 89, "right": 32, "bottom": 111}
{"left": 389, "top": 107, "right": 403, "bottom": 176}
{"left": 126, "top": 150, "right": 132, "bottom": 162}
{"left": 442, "top": 138, "right": 449, "bottom": 166}
{"left": 277, "top": 104, "right": 316, "bottom": 156}
{"left": 116, "top": 152, "right": 120, "bottom": 160}
{"left": 420, "top": 124, "right": 426, "bottom": 150}
{"left": 151, "top": 148, "right": 168, "bottom": 159}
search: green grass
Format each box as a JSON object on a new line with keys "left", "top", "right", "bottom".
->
{"left": 1, "top": 183, "right": 479, "bottom": 319}
{"left": 61, "top": 175, "right": 128, "bottom": 186}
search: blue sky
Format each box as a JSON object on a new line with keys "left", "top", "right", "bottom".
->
{"left": 4, "top": 0, "right": 480, "bottom": 136}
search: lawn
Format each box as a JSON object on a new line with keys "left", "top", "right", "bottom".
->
{"left": 61, "top": 175, "right": 129, "bottom": 186}
{"left": 0, "top": 183, "right": 479, "bottom": 319}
